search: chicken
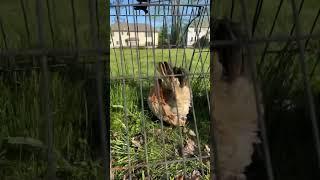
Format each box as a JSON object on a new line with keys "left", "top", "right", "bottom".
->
{"left": 211, "top": 19, "right": 261, "bottom": 180}
{"left": 148, "top": 62, "right": 191, "bottom": 126}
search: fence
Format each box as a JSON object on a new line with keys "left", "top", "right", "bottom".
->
{"left": 110, "top": 0, "right": 210, "bottom": 179}
{"left": 0, "top": 0, "right": 319, "bottom": 180}
{"left": 0, "top": 0, "right": 108, "bottom": 179}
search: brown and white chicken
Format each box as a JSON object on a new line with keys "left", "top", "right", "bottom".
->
{"left": 148, "top": 62, "right": 191, "bottom": 126}
{"left": 211, "top": 19, "right": 261, "bottom": 180}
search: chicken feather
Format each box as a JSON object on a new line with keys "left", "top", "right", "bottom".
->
{"left": 212, "top": 18, "right": 261, "bottom": 180}
{"left": 148, "top": 62, "right": 191, "bottom": 126}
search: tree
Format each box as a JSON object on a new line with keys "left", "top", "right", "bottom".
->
{"left": 193, "top": 35, "right": 209, "bottom": 48}
{"left": 170, "top": 0, "right": 180, "bottom": 45}
{"left": 158, "top": 25, "right": 169, "bottom": 48}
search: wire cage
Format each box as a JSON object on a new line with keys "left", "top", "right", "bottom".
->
{"left": 110, "top": 0, "right": 211, "bottom": 179}
{"left": 0, "top": 0, "right": 108, "bottom": 179}
{"left": 110, "top": 0, "right": 320, "bottom": 179}
{"left": 0, "top": 0, "right": 319, "bottom": 179}
{"left": 209, "top": 0, "right": 320, "bottom": 180}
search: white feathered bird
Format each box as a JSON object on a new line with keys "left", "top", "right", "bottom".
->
{"left": 212, "top": 18, "right": 261, "bottom": 180}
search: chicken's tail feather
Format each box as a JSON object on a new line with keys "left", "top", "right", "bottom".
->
{"left": 157, "top": 62, "right": 175, "bottom": 88}
{"left": 157, "top": 61, "right": 189, "bottom": 87}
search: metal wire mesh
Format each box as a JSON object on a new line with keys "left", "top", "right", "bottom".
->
{"left": 0, "top": 0, "right": 319, "bottom": 179}
{"left": 0, "top": 0, "right": 108, "bottom": 179}
{"left": 110, "top": 0, "right": 319, "bottom": 179}
{"left": 210, "top": 0, "right": 320, "bottom": 180}
{"left": 110, "top": 0, "right": 210, "bottom": 179}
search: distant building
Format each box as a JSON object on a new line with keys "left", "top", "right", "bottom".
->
{"left": 110, "top": 23, "right": 159, "bottom": 48}
{"left": 186, "top": 20, "right": 210, "bottom": 47}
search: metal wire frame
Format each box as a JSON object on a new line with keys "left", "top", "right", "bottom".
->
{"left": 0, "top": 0, "right": 319, "bottom": 179}
{"left": 88, "top": 1, "right": 109, "bottom": 180}
{"left": 112, "top": 155, "right": 211, "bottom": 170}
{"left": 238, "top": 1, "right": 274, "bottom": 179}
{"left": 110, "top": 3, "right": 209, "bottom": 8}
{"left": 1, "top": 0, "right": 109, "bottom": 180}
{"left": 289, "top": 0, "right": 320, "bottom": 169}
{"left": 1, "top": 32, "right": 320, "bottom": 58}
{"left": 209, "top": 1, "right": 320, "bottom": 180}
{"left": 113, "top": 1, "right": 135, "bottom": 178}
{"left": 110, "top": 0, "right": 210, "bottom": 179}
{"left": 257, "top": 0, "right": 320, "bottom": 176}
{"left": 35, "top": 1, "right": 55, "bottom": 179}
{"left": 110, "top": 14, "right": 210, "bottom": 16}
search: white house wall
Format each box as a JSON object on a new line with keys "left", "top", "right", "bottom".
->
{"left": 111, "top": 31, "right": 159, "bottom": 48}
{"left": 187, "top": 27, "right": 210, "bottom": 47}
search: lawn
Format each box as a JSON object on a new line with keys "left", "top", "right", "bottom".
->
{"left": 110, "top": 48, "right": 210, "bottom": 79}
{"left": 0, "top": 71, "right": 104, "bottom": 179}
{"left": 110, "top": 48, "right": 211, "bottom": 179}
{"left": 0, "top": 0, "right": 319, "bottom": 179}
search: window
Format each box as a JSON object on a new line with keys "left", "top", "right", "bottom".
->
{"left": 146, "top": 32, "right": 152, "bottom": 37}
{"left": 127, "top": 32, "right": 129, "bottom": 35}
{"left": 191, "top": 37, "right": 193, "bottom": 42}
{"left": 147, "top": 42, "right": 153, "bottom": 46}
{"left": 116, "top": 41, "right": 119, "bottom": 45}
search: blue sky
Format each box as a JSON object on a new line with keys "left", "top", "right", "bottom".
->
{"left": 110, "top": 0, "right": 210, "bottom": 30}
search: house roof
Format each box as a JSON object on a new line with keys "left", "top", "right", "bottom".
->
{"left": 111, "top": 23, "right": 158, "bottom": 32}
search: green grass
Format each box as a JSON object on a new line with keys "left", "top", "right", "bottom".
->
{"left": 110, "top": 48, "right": 210, "bottom": 78}
{"left": 0, "top": 0, "right": 319, "bottom": 179}
{"left": 216, "top": 0, "right": 320, "bottom": 36}
{"left": 0, "top": 0, "right": 108, "bottom": 49}
{"left": 0, "top": 72, "right": 103, "bottom": 179}
{"left": 0, "top": 1, "right": 109, "bottom": 178}
{"left": 110, "top": 48, "right": 211, "bottom": 179}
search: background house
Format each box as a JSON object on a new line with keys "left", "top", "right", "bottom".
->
{"left": 110, "top": 23, "right": 159, "bottom": 48}
{"left": 186, "top": 20, "right": 210, "bottom": 47}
